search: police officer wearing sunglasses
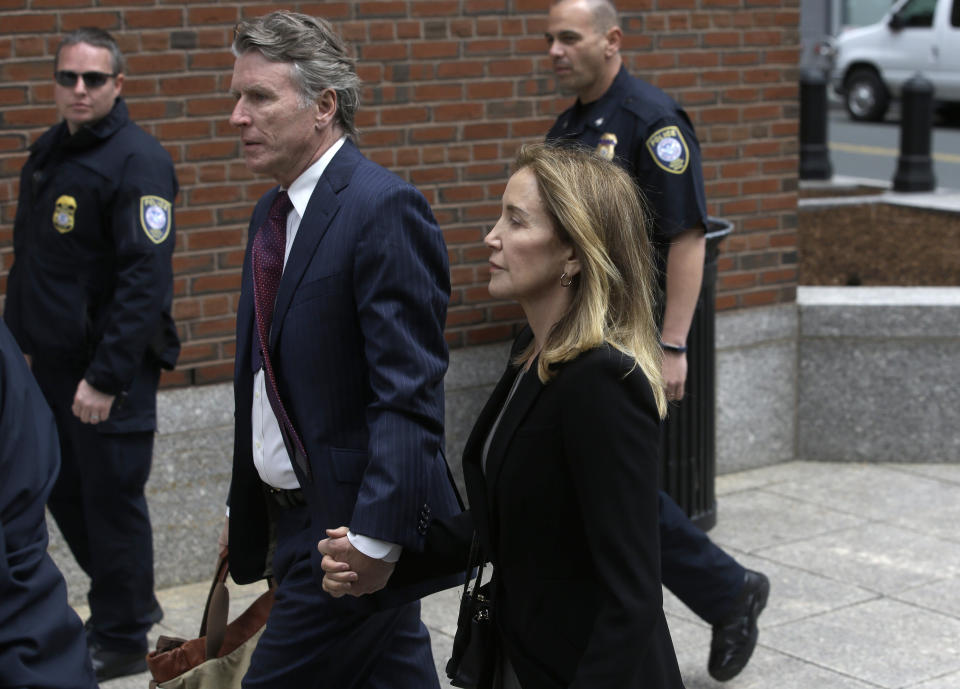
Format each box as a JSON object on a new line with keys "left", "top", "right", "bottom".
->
{"left": 3, "top": 27, "right": 179, "bottom": 682}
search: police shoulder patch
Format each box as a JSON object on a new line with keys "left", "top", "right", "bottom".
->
{"left": 140, "top": 195, "right": 172, "bottom": 244}
{"left": 645, "top": 125, "right": 689, "bottom": 175}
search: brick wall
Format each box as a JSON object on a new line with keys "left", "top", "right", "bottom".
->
{"left": 0, "top": 0, "right": 800, "bottom": 387}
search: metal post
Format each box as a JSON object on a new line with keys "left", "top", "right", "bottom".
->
{"left": 659, "top": 218, "right": 732, "bottom": 532}
{"left": 799, "top": 68, "right": 833, "bottom": 180}
{"left": 893, "top": 74, "right": 936, "bottom": 192}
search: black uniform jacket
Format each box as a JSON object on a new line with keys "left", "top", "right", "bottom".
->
{"left": 396, "top": 331, "right": 684, "bottom": 689}
{"left": 0, "top": 321, "right": 97, "bottom": 689}
{"left": 546, "top": 65, "right": 707, "bottom": 261}
{"left": 4, "top": 98, "right": 179, "bottom": 423}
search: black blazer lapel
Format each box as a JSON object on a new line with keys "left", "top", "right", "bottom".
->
{"left": 268, "top": 140, "right": 361, "bottom": 351}
{"left": 482, "top": 366, "right": 542, "bottom": 491}
{"left": 462, "top": 327, "right": 536, "bottom": 514}
{"left": 462, "top": 361, "right": 519, "bottom": 544}
{"left": 462, "top": 358, "right": 543, "bottom": 549}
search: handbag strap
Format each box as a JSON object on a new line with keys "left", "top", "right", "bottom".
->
{"left": 198, "top": 554, "right": 277, "bottom": 661}
{"left": 199, "top": 554, "right": 231, "bottom": 660}
{"left": 461, "top": 531, "right": 485, "bottom": 600}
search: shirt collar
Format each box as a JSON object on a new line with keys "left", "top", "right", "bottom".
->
{"left": 284, "top": 135, "right": 347, "bottom": 217}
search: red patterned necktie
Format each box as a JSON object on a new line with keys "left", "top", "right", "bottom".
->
{"left": 252, "top": 190, "right": 309, "bottom": 471}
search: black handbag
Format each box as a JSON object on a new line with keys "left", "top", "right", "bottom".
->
{"left": 446, "top": 532, "right": 494, "bottom": 689}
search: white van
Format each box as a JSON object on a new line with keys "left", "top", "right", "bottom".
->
{"left": 825, "top": 0, "right": 960, "bottom": 120}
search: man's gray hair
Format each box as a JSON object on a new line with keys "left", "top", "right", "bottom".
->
{"left": 56, "top": 27, "right": 124, "bottom": 75}
{"left": 233, "top": 11, "right": 360, "bottom": 139}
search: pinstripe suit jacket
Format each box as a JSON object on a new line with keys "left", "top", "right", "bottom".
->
{"left": 227, "top": 139, "right": 462, "bottom": 609}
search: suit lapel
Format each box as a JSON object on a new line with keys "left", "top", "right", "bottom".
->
{"left": 462, "top": 361, "right": 520, "bottom": 543}
{"left": 268, "top": 140, "right": 361, "bottom": 351}
{"left": 236, "top": 198, "right": 266, "bottom": 376}
{"left": 462, "top": 356, "right": 543, "bottom": 546}
{"left": 482, "top": 365, "right": 542, "bottom": 492}
{"left": 236, "top": 263, "right": 254, "bottom": 363}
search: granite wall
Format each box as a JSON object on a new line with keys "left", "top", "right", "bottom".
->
{"left": 797, "top": 287, "right": 960, "bottom": 463}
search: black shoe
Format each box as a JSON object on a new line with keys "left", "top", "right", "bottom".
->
{"left": 708, "top": 570, "right": 770, "bottom": 682}
{"left": 84, "top": 599, "right": 164, "bottom": 645}
{"left": 89, "top": 641, "right": 148, "bottom": 681}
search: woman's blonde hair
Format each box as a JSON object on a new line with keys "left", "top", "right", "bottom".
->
{"left": 513, "top": 143, "right": 666, "bottom": 417}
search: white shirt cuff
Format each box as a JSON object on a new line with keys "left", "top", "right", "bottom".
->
{"left": 347, "top": 531, "right": 403, "bottom": 563}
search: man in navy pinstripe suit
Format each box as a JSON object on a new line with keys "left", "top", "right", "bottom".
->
{"left": 222, "top": 12, "right": 462, "bottom": 688}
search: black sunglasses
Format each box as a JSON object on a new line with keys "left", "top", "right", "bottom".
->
{"left": 54, "top": 70, "right": 117, "bottom": 89}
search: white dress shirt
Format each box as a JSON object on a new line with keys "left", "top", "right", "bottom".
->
{"left": 252, "top": 136, "right": 400, "bottom": 562}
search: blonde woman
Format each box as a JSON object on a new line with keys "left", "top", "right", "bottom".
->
{"left": 321, "top": 144, "right": 683, "bottom": 689}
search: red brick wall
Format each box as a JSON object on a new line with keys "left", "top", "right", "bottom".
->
{"left": 0, "top": 0, "right": 800, "bottom": 386}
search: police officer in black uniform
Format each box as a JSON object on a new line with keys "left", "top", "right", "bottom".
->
{"left": 544, "top": 0, "right": 770, "bottom": 681}
{"left": 0, "top": 319, "right": 98, "bottom": 689}
{"left": 3, "top": 27, "right": 179, "bottom": 681}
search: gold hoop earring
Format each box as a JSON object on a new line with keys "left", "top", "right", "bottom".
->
{"left": 560, "top": 272, "right": 573, "bottom": 288}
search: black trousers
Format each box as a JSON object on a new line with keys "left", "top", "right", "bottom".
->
{"left": 33, "top": 362, "right": 157, "bottom": 653}
{"left": 659, "top": 491, "right": 744, "bottom": 624}
{"left": 243, "top": 502, "right": 441, "bottom": 689}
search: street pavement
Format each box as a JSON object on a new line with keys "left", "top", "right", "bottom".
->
{"left": 827, "top": 102, "right": 960, "bottom": 191}
{"left": 81, "top": 460, "right": 960, "bottom": 689}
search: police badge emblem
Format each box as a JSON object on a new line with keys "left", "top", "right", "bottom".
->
{"left": 140, "top": 195, "right": 172, "bottom": 244}
{"left": 645, "top": 125, "right": 690, "bottom": 174}
{"left": 596, "top": 133, "right": 618, "bottom": 161}
{"left": 52, "top": 195, "right": 77, "bottom": 234}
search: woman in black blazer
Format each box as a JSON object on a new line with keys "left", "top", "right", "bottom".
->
{"left": 321, "top": 144, "right": 684, "bottom": 689}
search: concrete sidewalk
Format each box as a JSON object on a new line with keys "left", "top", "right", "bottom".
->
{"left": 83, "top": 460, "right": 960, "bottom": 689}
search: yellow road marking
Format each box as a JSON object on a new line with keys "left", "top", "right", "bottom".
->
{"left": 830, "top": 141, "right": 960, "bottom": 164}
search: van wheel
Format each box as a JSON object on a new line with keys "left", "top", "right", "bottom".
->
{"left": 845, "top": 68, "right": 889, "bottom": 122}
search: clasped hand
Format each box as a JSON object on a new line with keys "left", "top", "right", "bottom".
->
{"left": 317, "top": 526, "right": 394, "bottom": 598}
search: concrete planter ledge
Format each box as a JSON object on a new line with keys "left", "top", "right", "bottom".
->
{"left": 799, "top": 287, "right": 960, "bottom": 338}
{"left": 801, "top": 174, "right": 960, "bottom": 212}
{"left": 797, "top": 286, "right": 960, "bottom": 464}
{"left": 798, "top": 286, "right": 960, "bottom": 305}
